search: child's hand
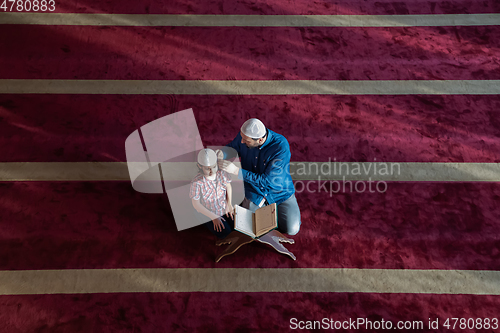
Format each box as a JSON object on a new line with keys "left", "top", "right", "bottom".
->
{"left": 212, "top": 217, "right": 225, "bottom": 232}
{"left": 225, "top": 204, "right": 234, "bottom": 219}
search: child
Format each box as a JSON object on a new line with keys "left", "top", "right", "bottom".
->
{"left": 190, "top": 149, "right": 234, "bottom": 239}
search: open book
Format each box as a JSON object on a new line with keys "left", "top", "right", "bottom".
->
{"left": 234, "top": 203, "right": 277, "bottom": 239}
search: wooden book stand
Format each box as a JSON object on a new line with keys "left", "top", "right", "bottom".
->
{"left": 215, "top": 230, "right": 296, "bottom": 262}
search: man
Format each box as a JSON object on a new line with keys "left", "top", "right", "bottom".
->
{"left": 218, "top": 118, "right": 301, "bottom": 235}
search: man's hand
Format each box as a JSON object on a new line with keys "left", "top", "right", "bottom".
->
{"left": 225, "top": 204, "right": 234, "bottom": 219}
{"left": 218, "top": 160, "right": 239, "bottom": 175}
{"left": 215, "top": 149, "right": 224, "bottom": 160}
{"left": 212, "top": 216, "right": 225, "bottom": 232}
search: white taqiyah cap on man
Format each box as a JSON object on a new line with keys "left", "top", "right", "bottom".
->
{"left": 241, "top": 118, "right": 266, "bottom": 139}
{"left": 197, "top": 149, "right": 217, "bottom": 166}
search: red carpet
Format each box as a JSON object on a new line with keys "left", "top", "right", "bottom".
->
{"left": 2, "top": 0, "right": 500, "bottom": 331}
{"left": 1, "top": 181, "right": 499, "bottom": 270}
{"left": 1, "top": 26, "right": 499, "bottom": 80}
{"left": 51, "top": 0, "right": 500, "bottom": 15}
{"left": 2, "top": 293, "right": 500, "bottom": 332}
{"left": 1, "top": 94, "right": 499, "bottom": 162}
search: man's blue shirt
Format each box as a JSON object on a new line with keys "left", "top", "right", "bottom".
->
{"left": 225, "top": 129, "right": 295, "bottom": 206}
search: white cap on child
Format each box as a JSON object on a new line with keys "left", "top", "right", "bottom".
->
{"left": 197, "top": 149, "right": 217, "bottom": 167}
{"left": 241, "top": 118, "right": 266, "bottom": 139}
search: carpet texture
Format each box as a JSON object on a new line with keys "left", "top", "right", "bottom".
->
{"left": 49, "top": 0, "right": 500, "bottom": 15}
{"left": 2, "top": 293, "right": 500, "bottom": 333}
{"left": 1, "top": 26, "right": 499, "bottom": 81}
{"left": 1, "top": 0, "right": 500, "bottom": 331}
{"left": 1, "top": 181, "right": 499, "bottom": 270}
{"left": 1, "top": 94, "right": 499, "bottom": 163}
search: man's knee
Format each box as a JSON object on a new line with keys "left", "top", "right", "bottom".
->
{"left": 285, "top": 220, "right": 301, "bottom": 236}
{"left": 277, "top": 203, "right": 301, "bottom": 235}
{"left": 279, "top": 215, "right": 301, "bottom": 235}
